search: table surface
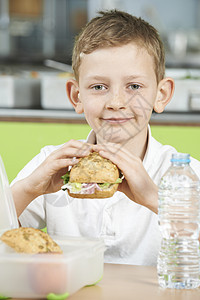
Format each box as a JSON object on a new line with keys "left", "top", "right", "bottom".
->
{"left": 12, "top": 263, "right": 200, "bottom": 300}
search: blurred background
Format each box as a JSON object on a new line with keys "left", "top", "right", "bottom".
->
{"left": 0, "top": 0, "right": 200, "bottom": 181}
{"left": 1, "top": 0, "right": 200, "bottom": 112}
{"left": 0, "top": 0, "right": 200, "bottom": 66}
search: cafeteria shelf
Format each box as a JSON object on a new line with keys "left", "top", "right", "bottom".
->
{"left": 0, "top": 108, "right": 199, "bottom": 125}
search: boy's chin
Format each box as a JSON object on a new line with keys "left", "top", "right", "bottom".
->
{"left": 95, "top": 122, "right": 147, "bottom": 144}
{"left": 97, "top": 133, "right": 132, "bottom": 145}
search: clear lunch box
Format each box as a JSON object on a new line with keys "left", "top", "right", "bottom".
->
{"left": 0, "top": 156, "right": 105, "bottom": 299}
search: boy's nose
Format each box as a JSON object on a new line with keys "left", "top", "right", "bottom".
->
{"left": 106, "top": 93, "right": 126, "bottom": 110}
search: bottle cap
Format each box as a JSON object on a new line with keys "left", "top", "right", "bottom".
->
{"left": 0, "top": 156, "right": 19, "bottom": 235}
{"left": 171, "top": 153, "right": 190, "bottom": 163}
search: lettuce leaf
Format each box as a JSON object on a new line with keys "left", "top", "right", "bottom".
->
{"left": 61, "top": 173, "right": 123, "bottom": 191}
{"left": 98, "top": 183, "right": 111, "bottom": 189}
{"left": 98, "top": 177, "right": 122, "bottom": 189}
{"left": 115, "top": 177, "right": 122, "bottom": 183}
{"left": 61, "top": 171, "right": 70, "bottom": 184}
{"left": 69, "top": 182, "right": 82, "bottom": 193}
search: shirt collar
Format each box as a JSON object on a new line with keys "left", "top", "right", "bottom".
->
{"left": 86, "top": 125, "right": 160, "bottom": 172}
{"left": 87, "top": 124, "right": 152, "bottom": 153}
{"left": 142, "top": 125, "right": 151, "bottom": 167}
{"left": 143, "top": 125, "right": 163, "bottom": 172}
{"left": 86, "top": 129, "right": 97, "bottom": 144}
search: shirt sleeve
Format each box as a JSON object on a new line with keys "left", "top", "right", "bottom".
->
{"left": 11, "top": 145, "right": 60, "bottom": 229}
{"left": 19, "top": 195, "right": 46, "bottom": 229}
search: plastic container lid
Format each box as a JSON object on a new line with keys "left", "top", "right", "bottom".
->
{"left": 0, "top": 156, "right": 19, "bottom": 235}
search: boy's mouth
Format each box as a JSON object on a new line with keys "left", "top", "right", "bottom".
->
{"left": 101, "top": 117, "right": 134, "bottom": 124}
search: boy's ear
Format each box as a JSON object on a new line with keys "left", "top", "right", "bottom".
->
{"left": 154, "top": 77, "right": 175, "bottom": 113}
{"left": 66, "top": 79, "right": 84, "bottom": 114}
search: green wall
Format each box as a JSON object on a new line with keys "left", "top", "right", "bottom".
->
{"left": 0, "top": 122, "right": 91, "bottom": 183}
{"left": 0, "top": 122, "right": 199, "bottom": 183}
{"left": 151, "top": 126, "right": 200, "bottom": 161}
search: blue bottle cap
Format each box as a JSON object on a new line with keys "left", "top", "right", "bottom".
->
{"left": 170, "top": 153, "right": 191, "bottom": 163}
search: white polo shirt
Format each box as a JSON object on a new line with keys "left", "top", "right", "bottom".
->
{"left": 13, "top": 126, "right": 200, "bottom": 266}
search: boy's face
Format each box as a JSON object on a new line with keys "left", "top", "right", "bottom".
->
{"left": 76, "top": 43, "right": 160, "bottom": 144}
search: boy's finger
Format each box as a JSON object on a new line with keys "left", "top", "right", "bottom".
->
{"left": 51, "top": 144, "right": 92, "bottom": 160}
{"left": 51, "top": 158, "right": 80, "bottom": 172}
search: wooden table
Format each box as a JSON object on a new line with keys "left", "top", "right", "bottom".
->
{"left": 12, "top": 263, "right": 200, "bottom": 300}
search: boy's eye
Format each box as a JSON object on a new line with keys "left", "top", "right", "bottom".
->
{"left": 92, "top": 85, "right": 106, "bottom": 91}
{"left": 129, "top": 84, "right": 140, "bottom": 90}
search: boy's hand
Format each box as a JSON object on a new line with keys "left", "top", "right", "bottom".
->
{"left": 12, "top": 140, "right": 93, "bottom": 217}
{"left": 93, "top": 144, "right": 158, "bottom": 214}
{"left": 26, "top": 140, "right": 92, "bottom": 196}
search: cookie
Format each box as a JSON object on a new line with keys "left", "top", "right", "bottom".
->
{"left": 0, "top": 227, "right": 62, "bottom": 254}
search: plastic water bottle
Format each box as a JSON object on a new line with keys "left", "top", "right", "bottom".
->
{"left": 157, "top": 153, "right": 200, "bottom": 289}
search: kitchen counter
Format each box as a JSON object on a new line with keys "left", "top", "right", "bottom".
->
{"left": 0, "top": 108, "right": 199, "bottom": 125}
{"left": 0, "top": 108, "right": 85, "bottom": 124}
{"left": 150, "top": 111, "right": 200, "bottom": 126}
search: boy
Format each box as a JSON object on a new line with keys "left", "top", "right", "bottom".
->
{"left": 12, "top": 10, "right": 200, "bottom": 266}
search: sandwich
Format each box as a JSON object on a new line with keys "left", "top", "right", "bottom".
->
{"left": 61, "top": 152, "right": 122, "bottom": 198}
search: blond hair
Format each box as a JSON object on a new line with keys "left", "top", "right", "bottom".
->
{"left": 72, "top": 10, "right": 165, "bottom": 83}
